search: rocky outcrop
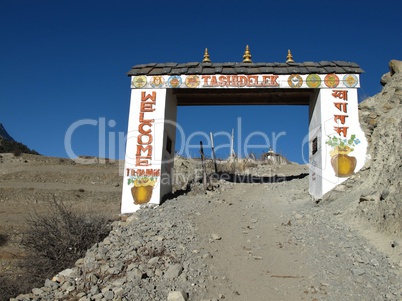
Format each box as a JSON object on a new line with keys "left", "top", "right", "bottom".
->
{"left": 380, "top": 59, "right": 402, "bottom": 86}
{"left": 344, "top": 60, "right": 402, "bottom": 235}
{"left": 389, "top": 59, "right": 402, "bottom": 76}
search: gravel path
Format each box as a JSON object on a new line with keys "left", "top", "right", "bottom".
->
{"left": 11, "top": 173, "right": 402, "bottom": 301}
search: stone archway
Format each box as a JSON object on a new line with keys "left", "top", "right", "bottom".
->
{"left": 121, "top": 49, "right": 367, "bottom": 213}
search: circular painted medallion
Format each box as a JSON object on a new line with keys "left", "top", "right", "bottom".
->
{"left": 150, "top": 76, "right": 165, "bottom": 88}
{"left": 287, "top": 74, "right": 303, "bottom": 88}
{"left": 168, "top": 76, "right": 182, "bottom": 88}
{"left": 185, "top": 75, "right": 200, "bottom": 88}
{"left": 306, "top": 74, "right": 322, "bottom": 88}
{"left": 324, "top": 74, "right": 340, "bottom": 88}
{"left": 343, "top": 74, "right": 358, "bottom": 88}
{"left": 132, "top": 75, "right": 147, "bottom": 88}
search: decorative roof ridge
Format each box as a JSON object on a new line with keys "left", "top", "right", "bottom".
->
{"left": 128, "top": 61, "right": 364, "bottom": 76}
{"left": 130, "top": 61, "right": 361, "bottom": 67}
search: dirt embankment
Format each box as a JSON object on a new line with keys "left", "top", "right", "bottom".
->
{"left": 0, "top": 154, "right": 123, "bottom": 282}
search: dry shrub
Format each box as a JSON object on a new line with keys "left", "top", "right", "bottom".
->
{"left": 19, "top": 198, "right": 113, "bottom": 290}
{"left": 13, "top": 148, "right": 22, "bottom": 157}
{"left": 0, "top": 233, "right": 8, "bottom": 246}
{"left": 0, "top": 276, "right": 22, "bottom": 301}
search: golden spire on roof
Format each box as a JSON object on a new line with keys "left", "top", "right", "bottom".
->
{"left": 242, "top": 45, "right": 252, "bottom": 63}
{"left": 202, "top": 48, "right": 211, "bottom": 63}
{"left": 286, "top": 49, "right": 294, "bottom": 63}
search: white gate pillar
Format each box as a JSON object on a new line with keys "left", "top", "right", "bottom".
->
{"left": 121, "top": 88, "right": 177, "bottom": 214}
{"left": 309, "top": 88, "right": 368, "bottom": 199}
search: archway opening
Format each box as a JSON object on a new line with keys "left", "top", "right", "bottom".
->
{"left": 175, "top": 104, "right": 309, "bottom": 164}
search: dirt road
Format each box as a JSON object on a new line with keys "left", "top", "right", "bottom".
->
{"left": 192, "top": 172, "right": 402, "bottom": 300}
{"left": 196, "top": 181, "right": 314, "bottom": 300}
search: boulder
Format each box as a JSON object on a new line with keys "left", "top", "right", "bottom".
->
{"left": 389, "top": 59, "right": 402, "bottom": 75}
{"left": 167, "top": 291, "right": 187, "bottom": 301}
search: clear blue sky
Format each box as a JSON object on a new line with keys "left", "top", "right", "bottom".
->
{"left": 1, "top": 0, "right": 400, "bottom": 164}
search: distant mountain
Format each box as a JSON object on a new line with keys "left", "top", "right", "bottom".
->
{"left": 0, "top": 123, "right": 40, "bottom": 155}
{"left": 0, "top": 123, "right": 15, "bottom": 141}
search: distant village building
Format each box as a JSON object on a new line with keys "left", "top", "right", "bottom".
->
{"left": 263, "top": 148, "right": 290, "bottom": 165}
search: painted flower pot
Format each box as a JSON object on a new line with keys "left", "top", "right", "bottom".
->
{"left": 331, "top": 154, "right": 357, "bottom": 177}
{"left": 131, "top": 185, "right": 154, "bottom": 205}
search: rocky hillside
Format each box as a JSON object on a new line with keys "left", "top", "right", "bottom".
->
{"left": 322, "top": 60, "right": 402, "bottom": 236}
{"left": 355, "top": 61, "right": 402, "bottom": 234}
{"left": 0, "top": 137, "right": 40, "bottom": 155}
{"left": 0, "top": 124, "right": 39, "bottom": 155}
{"left": 0, "top": 124, "right": 15, "bottom": 141}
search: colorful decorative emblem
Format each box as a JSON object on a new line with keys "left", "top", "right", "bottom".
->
{"left": 326, "top": 134, "right": 360, "bottom": 178}
{"left": 150, "top": 76, "right": 165, "bottom": 88}
{"left": 287, "top": 74, "right": 303, "bottom": 88}
{"left": 343, "top": 74, "right": 358, "bottom": 88}
{"left": 324, "top": 74, "right": 340, "bottom": 88}
{"left": 168, "top": 76, "right": 182, "bottom": 88}
{"left": 306, "top": 74, "right": 322, "bottom": 88}
{"left": 128, "top": 175, "right": 158, "bottom": 205}
{"left": 132, "top": 76, "right": 147, "bottom": 88}
{"left": 185, "top": 75, "right": 200, "bottom": 88}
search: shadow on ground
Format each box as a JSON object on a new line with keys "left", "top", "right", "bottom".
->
{"left": 162, "top": 172, "right": 309, "bottom": 204}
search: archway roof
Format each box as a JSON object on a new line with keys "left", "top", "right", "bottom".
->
{"left": 127, "top": 61, "right": 363, "bottom": 76}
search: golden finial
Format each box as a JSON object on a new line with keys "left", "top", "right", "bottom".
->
{"left": 202, "top": 48, "right": 211, "bottom": 63}
{"left": 242, "top": 45, "right": 252, "bottom": 63}
{"left": 286, "top": 49, "right": 294, "bottom": 63}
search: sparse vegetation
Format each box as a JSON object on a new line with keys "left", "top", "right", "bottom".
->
{"left": 0, "top": 276, "right": 21, "bottom": 301}
{"left": 10, "top": 198, "right": 113, "bottom": 294}
{"left": 0, "top": 233, "right": 8, "bottom": 246}
{"left": 12, "top": 148, "right": 22, "bottom": 157}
